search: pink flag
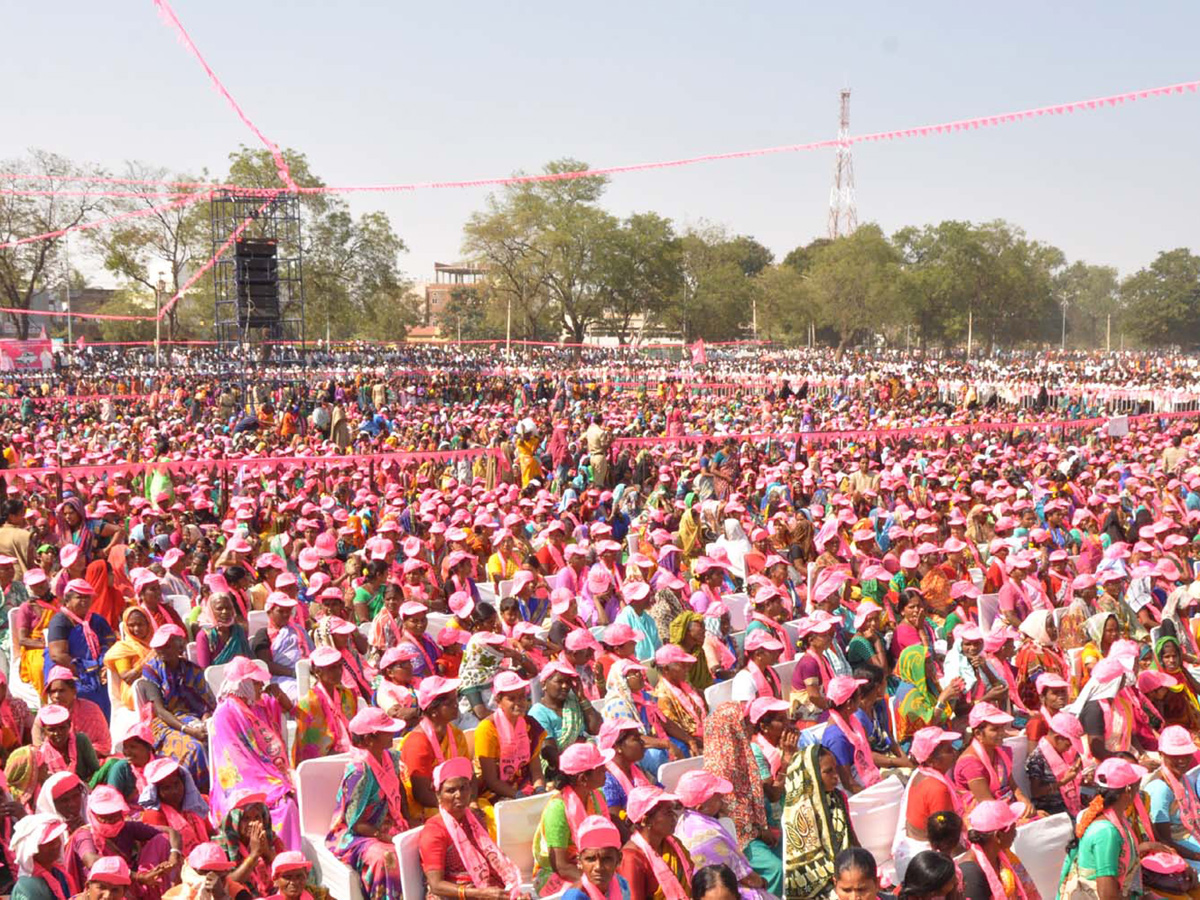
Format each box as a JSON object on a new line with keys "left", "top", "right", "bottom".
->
{"left": 37, "top": 326, "right": 47, "bottom": 341}
{"left": 690, "top": 340, "right": 707, "bottom": 365}
{"left": 76, "top": 335, "right": 85, "bottom": 351}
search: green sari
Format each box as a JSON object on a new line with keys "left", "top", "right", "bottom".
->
{"left": 895, "top": 644, "right": 949, "bottom": 744}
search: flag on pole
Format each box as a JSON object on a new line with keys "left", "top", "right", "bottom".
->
{"left": 75, "top": 335, "right": 86, "bottom": 351}
{"left": 37, "top": 326, "right": 47, "bottom": 341}
{"left": 690, "top": 339, "right": 706, "bottom": 365}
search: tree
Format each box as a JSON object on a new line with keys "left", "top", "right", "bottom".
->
{"left": 805, "top": 223, "right": 902, "bottom": 353}
{"left": 1120, "top": 249, "right": 1200, "bottom": 347}
{"left": 756, "top": 264, "right": 812, "bottom": 342}
{"left": 783, "top": 238, "right": 832, "bottom": 275}
{"left": 0, "top": 151, "right": 114, "bottom": 338}
{"left": 594, "top": 212, "right": 681, "bottom": 344}
{"left": 1055, "top": 262, "right": 1121, "bottom": 349}
{"left": 669, "top": 224, "right": 764, "bottom": 342}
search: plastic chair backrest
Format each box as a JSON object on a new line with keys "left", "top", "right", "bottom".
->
{"left": 498, "top": 579, "right": 515, "bottom": 599}
{"left": 394, "top": 828, "right": 425, "bottom": 900}
{"left": 494, "top": 792, "right": 553, "bottom": 881}
{"left": 247, "top": 610, "right": 268, "bottom": 635}
{"left": 427, "top": 614, "right": 450, "bottom": 639}
{"left": 167, "top": 594, "right": 192, "bottom": 621}
{"left": 296, "top": 756, "right": 352, "bottom": 838}
{"left": 659, "top": 756, "right": 703, "bottom": 792}
{"left": 185, "top": 642, "right": 197, "bottom": 664}
{"left": 296, "top": 658, "right": 311, "bottom": 698}
{"left": 1005, "top": 735, "right": 1031, "bottom": 799}
{"left": 704, "top": 677, "right": 735, "bottom": 711}
{"left": 724, "top": 594, "right": 749, "bottom": 631}
{"left": 1012, "top": 812, "right": 1073, "bottom": 899}
{"left": 978, "top": 593, "right": 1000, "bottom": 633}
{"left": 798, "top": 722, "right": 827, "bottom": 748}
{"left": 204, "top": 664, "right": 227, "bottom": 701}
{"left": 772, "top": 660, "right": 796, "bottom": 699}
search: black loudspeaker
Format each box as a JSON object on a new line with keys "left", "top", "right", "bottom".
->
{"left": 235, "top": 238, "right": 279, "bottom": 328}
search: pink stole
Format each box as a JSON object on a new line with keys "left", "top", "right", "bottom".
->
{"left": 579, "top": 875, "right": 622, "bottom": 900}
{"left": 747, "top": 661, "right": 781, "bottom": 699}
{"left": 492, "top": 711, "right": 531, "bottom": 784}
{"left": 604, "top": 759, "right": 651, "bottom": 798}
{"left": 352, "top": 748, "right": 408, "bottom": 829}
{"left": 968, "top": 740, "right": 1007, "bottom": 796}
{"left": 827, "top": 708, "right": 881, "bottom": 787}
{"left": 628, "top": 832, "right": 690, "bottom": 900}
{"left": 561, "top": 785, "right": 609, "bottom": 837}
{"left": 439, "top": 809, "right": 521, "bottom": 897}
{"left": 418, "top": 718, "right": 458, "bottom": 765}
{"left": 313, "top": 682, "right": 351, "bottom": 753}
{"left": 751, "top": 614, "right": 794, "bottom": 661}
{"left": 659, "top": 677, "right": 706, "bottom": 737}
{"left": 1036, "top": 736, "right": 1082, "bottom": 816}
{"left": 969, "top": 844, "right": 1028, "bottom": 900}
{"left": 916, "top": 767, "right": 964, "bottom": 816}
{"left": 1156, "top": 765, "right": 1200, "bottom": 837}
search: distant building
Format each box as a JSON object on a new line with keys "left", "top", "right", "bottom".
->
{"left": 0, "top": 288, "right": 115, "bottom": 339}
{"left": 420, "top": 262, "right": 485, "bottom": 333}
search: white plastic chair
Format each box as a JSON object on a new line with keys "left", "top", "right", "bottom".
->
{"left": 296, "top": 658, "right": 311, "bottom": 699}
{"left": 107, "top": 668, "right": 137, "bottom": 745}
{"left": 1005, "top": 734, "right": 1031, "bottom": 799}
{"left": 247, "top": 610, "right": 268, "bottom": 635}
{"left": 724, "top": 594, "right": 749, "bottom": 631}
{"left": 394, "top": 827, "right": 425, "bottom": 900}
{"left": 798, "top": 722, "right": 827, "bottom": 748}
{"left": 7, "top": 608, "right": 41, "bottom": 709}
{"left": 204, "top": 664, "right": 228, "bottom": 701}
{"left": 494, "top": 792, "right": 553, "bottom": 881}
{"left": 185, "top": 641, "right": 197, "bottom": 664}
{"left": 773, "top": 660, "right": 796, "bottom": 701}
{"left": 1012, "top": 812, "right": 1073, "bottom": 899}
{"left": 167, "top": 594, "right": 192, "bottom": 621}
{"left": 659, "top": 756, "right": 704, "bottom": 792}
{"left": 978, "top": 593, "right": 1000, "bottom": 633}
{"left": 848, "top": 776, "right": 905, "bottom": 865}
{"left": 498, "top": 579, "right": 515, "bottom": 599}
{"left": 703, "top": 678, "right": 735, "bottom": 711}
{"left": 426, "top": 613, "right": 450, "bottom": 639}
{"left": 296, "top": 757, "right": 363, "bottom": 900}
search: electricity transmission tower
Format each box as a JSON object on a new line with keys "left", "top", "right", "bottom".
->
{"left": 828, "top": 88, "right": 858, "bottom": 239}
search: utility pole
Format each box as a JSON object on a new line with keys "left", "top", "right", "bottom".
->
{"left": 505, "top": 294, "right": 512, "bottom": 356}
{"left": 155, "top": 276, "right": 166, "bottom": 367}
{"left": 966, "top": 309, "right": 973, "bottom": 359}
{"left": 62, "top": 240, "right": 72, "bottom": 347}
{"left": 1106, "top": 314, "right": 1111, "bottom": 353}
{"left": 827, "top": 88, "right": 858, "bottom": 240}
{"left": 1060, "top": 300, "right": 1068, "bottom": 351}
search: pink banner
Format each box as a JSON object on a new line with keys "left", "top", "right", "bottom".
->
{"left": 0, "top": 340, "right": 53, "bottom": 371}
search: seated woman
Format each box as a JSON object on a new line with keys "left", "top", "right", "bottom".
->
{"left": 170, "top": 841, "right": 253, "bottom": 900}
{"left": 1147, "top": 725, "right": 1200, "bottom": 873}
{"left": 35, "top": 772, "right": 86, "bottom": 839}
{"left": 729, "top": 631, "right": 784, "bottom": 705}
{"left": 321, "top": 616, "right": 374, "bottom": 702}
{"left": 652, "top": 646, "right": 707, "bottom": 756}
{"left": 12, "top": 569, "right": 58, "bottom": 700}
{"left": 822, "top": 675, "right": 894, "bottom": 794}
{"left": 459, "top": 626, "right": 536, "bottom": 730}
{"left": 1079, "top": 611, "right": 1120, "bottom": 687}
{"left": 953, "top": 702, "right": 1034, "bottom": 816}
{"left": 373, "top": 645, "right": 420, "bottom": 731}
{"left": 674, "top": 769, "right": 778, "bottom": 899}
{"left": 1025, "top": 673, "right": 1071, "bottom": 743}
{"left": 603, "top": 660, "right": 689, "bottom": 781}
{"left": 35, "top": 705, "right": 99, "bottom": 782}
{"left": 194, "top": 592, "right": 251, "bottom": 669}
{"left": 1014, "top": 610, "right": 1068, "bottom": 712}
{"left": 418, "top": 756, "right": 524, "bottom": 899}
{"left": 895, "top": 645, "right": 962, "bottom": 747}
{"left": 209, "top": 657, "right": 300, "bottom": 852}
{"left": 326, "top": 708, "right": 409, "bottom": 900}
{"left": 560, "top": 815, "right": 631, "bottom": 900}
{"left": 474, "top": 671, "right": 548, "bottom": 836}
{"left": 959, "top": 800, "right": 1041, "bottom": 900}
{"left": 398, "top": 601, "right": 441, "bottom": 682}
{"left": 215, "top": 790, "right": 286, "bottom": 899}
{"left": 398, "top": 676, "right": 469, "bottom": 825}
{"left": 250, "top": 593, "right": 310, "bottom": 701}
{"left": 530, "top": 661, "right": 600, "bottom": 753}
{"left": 5, "top": 747, "right": 43, "bottom": 817}
{"left": 139, "top": 758, "right": 212, "bottom": 857}
{"left": 137, "top": 626, "right": 214, "bottom": 794}
{"left": 1152, "top": 635, "right": 1200, "bottom": 729}
{"left": 599, "top": 719, "right": 652, "bottom": 824}
{"left": 44, "top": 578, "right": 115, "bottom": 719}
{"left": 942, "top": 624, "right": 1013, "bottom": 711}
{"left": 561, "top": 630, "right": 603, "bottom": 702}
{"left": 89, "top": 721, "right": 156, "bottom": 807}
{"left": 533, "top": 743, "right": 612, "bottom": 896}
{"left": 104, "top": 608, "right": 154, "bottom": 712}
{"left": 895, "top": 726, "right": 963, "bottom": 882}
{"left": 35, "top": 666, "right": 111, "bottom": 759}
{"left": 851, "top": 663, "right": 909, "bottom": 765}
{"left": 667, "top": 612, "right": 713, "bottom": 693}
{"left": 701, "top": 703, "right": 779, "bottom": 891}
{"left": 701, "top": 602, "right": 737, "bottom": 682}
{"left": 1026, "top": 711, "right": 1085, "bottom": 818}
{"left": 291, "top": 646, "right": 354, "bottom": 766}
{"left": 130, "top": 571, "right": 185, "bottom": 633}
{"left": 619, "top": 785, "right": 695, "bottom": 900}
{"left": 748, "top": 698, "right": 794, "bottom": 838}
{"left": 258, "top": 851, "right": 311, "bottom": 900}
{"left": 367, "top": 581, "right": 405, "bottom": 666}
{"left": 9, "top": 813, "right": 71, "bottom": 900}
{"left": 64, "top": 785, "right": 180, "bottom": 900}
{"left": 0, "top": 669, "right": 31, "bottom": 758}
{"left": 780, "top": 745, "right": 856, "bottom": 900}
{"left": 1073, "top": 656, "right": 1149, "bottom": 764}
{"left": 745, "top": 588, "right": 794, "bottom": 663}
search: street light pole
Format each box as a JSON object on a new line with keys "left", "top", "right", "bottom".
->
{"left": 1060, "top": 300, "right": 1068, "bottom": 351}
{"left": 155, "top": 276, "right": 165, "bottom": 367}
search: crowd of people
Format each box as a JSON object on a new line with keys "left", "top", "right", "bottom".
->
{"left": 2, "top": 343, "right": 1200, "bottom": 899}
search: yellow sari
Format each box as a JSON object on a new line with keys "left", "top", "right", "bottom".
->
{"left": 103, "top": 607, "right": 153, "bottom": 710}
{"left": 17, "top": 601, "right": 57, "bottom": 697}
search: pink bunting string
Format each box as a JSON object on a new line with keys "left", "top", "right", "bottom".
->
{"left": 0, "top": 193, "right": 211, "bottom": 250}
{"left": 151, "top": 0, "right": 298, "bottom": 193}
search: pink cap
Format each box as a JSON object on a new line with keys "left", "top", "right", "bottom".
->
{"left": 87, "top": 856, "right": 132, "bottom": 886}
{"left": 399, "top": 601, "right": 428, "bottom": 618}
{"left": 436, "top": 629, "right": 469, "bottom": 649}
{"left": 853, "top": 601, "right": 882, "bottom": 630}
{"left": 227, "top": 536, "right": 252, "bottom": 554}
{"left": 494, "top": 671, "right": 531, "bottom": 695}
{"left": 586, "top": 569, "right": 612, "bottom": 594}
{"left": 433, "top": 756, "right": 474, "bottom": 790}
{"left": 899, "top": 549, "right": 920, "bottom": 568}
{"left": 133, "top": 570, "right": 160, "bottom": 593}
{"left": 325, "top": 616, "right": 357, "bottom": 636}
{"left": 348, "top": 707, "right": 403, "bottom": 736}
{"left": 577, "top": 814, "right": 622, "bottom": 851}
{"left": 1092, "top": 656, "right": 1128, "bottom": 684}
{"left": 225, "top": 656, "right": 269, "bottom": 686}
{"left": 1048, "top": 712, "right": 1084, "bottom": 740}
{"left": 675, "top": 770, "right": 733, "bottom": 809}
{"left": 826, "top": 675, "right": 867, "bottom": 706}
{"left": 1143, "top": 852, "right": 1189, "bottom": 875}
{"left": 565, "top": 629, "right": 601, "bottom": 653}
{"left": 88, "top": 785, "right": 129, "bottom": 816}
{"left": 747, "top": 696, "right": 789, "bottom": 724}
{"left": 417, "top": 676, "right": 459, "bottom": 710}
{"left": 598, "top": 717, "right": 641, "bottom": 750}
{"left": 1095, "top": 757, "right": 1148, "bottom": 789}
{"left": 654, "top": 645, "right": 697, "bottom": 667}
{"left": 538, "top": 660, "right": 577, "bottom": 683}
{"left": 149, "top": 623, "right": 186, "bottom": 649}
{"left": 144, "top": 757, "right": 182, "bottom": 785}
{"left": 265, "top": 591, "right": 297, "bottom": 610}
{"left": 968, "top": 799, "right": 1022, "bottom": 833}
{"left": 310, "top": 646, "right": 343, "bottom": 668}
{"left": 187, "top": 842, "right": 235, "bottom": 873}
{"left": 601, "top": 623, "right": 642, "bottom": 647}
{"left": 626, "top": 785, "right": 680, "bottom": 824}
{"left": 270, "top": 850, "right": 312, "bottom": 879}
{"left": 59, "top": 545, "right": 80, "bottom": 568}
{"left": 1158, "top": 724, "right": 1197, "bottom": 757}
{"left": 37, "top": 704, "right": 70, "bottom": 726}
{"left": 64, "top": 577, "right": 94, "bottom": 596}
{"left": 1137, "top": 669, "right": 1177, "bottom": 693}
{"left": 161, "top": 548, "right": 185, "bottom": 569}
{"left": 511, "top": 570, "right": 537, "bottom": 594}
{"left": 910, "top": 726, "right": 961, "bottom": 763}
{"left": 1035, "top": 673, "right": 1069, "bottom": 694}
{"left": 379, "top": 646, "right": 421, "bottom": 670}
{"left": 744, "top": 630, "right": 783, "bottom": 653}
{"left": 968, "top": 701, "right": 1014, "bottom": 728}
{"left": 45, "top": 665, "right": 75, "bottom": 685}
{"left": 559, "top": 742, "right": 614, "bottom": 775}
{"left": 448, "top": 591, "right": 475, "bottom": 618}
{"left": 22, "top": 567, "right": 47, "bottom": 588}
{"left": 621, "top": 581, "right": 652, "bottom": 604}
{"left": 274, "top": 572, "right": 298, "bottom": 590}
{"left": 550, "top": 588, "right": 575, "bottom": 616}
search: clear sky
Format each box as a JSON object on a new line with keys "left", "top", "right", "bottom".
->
{"left": 4, "top": 1, "right": 1198, "bottom": 285}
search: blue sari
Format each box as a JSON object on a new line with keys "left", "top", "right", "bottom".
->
{"left": 43, "top": 612, "right": 114, "bottom": 718}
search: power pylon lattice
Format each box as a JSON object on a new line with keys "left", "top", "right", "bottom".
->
{"left": 828, "top": 88, "right": 858, "bottom": 239}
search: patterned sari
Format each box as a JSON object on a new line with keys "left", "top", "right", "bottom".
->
{"left": 141, "top": 657, "right": 213, "bottom": 793}
{"left": 325, "top": 752, "right": 405, "bottom": 900}
{"left": 895, "top": 645, "right": 950, "bottom": 745}
{"left": 782, "top": 744, "right": 854, "bottom": 900}
{"left": 291, "top": 684, "right": 356, "bottom": 766}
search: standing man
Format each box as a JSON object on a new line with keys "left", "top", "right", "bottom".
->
{"left": 586, "top": 412, "right": 613, "bottom": 489}
{"left": 0, "top": 499, "right": 31, "bottom": 577}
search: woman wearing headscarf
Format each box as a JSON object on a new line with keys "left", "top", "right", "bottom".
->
{"left": 193, "top": 593, "right": 250, "bottom": 669}
{"left": 216, "top": 791, "right": 286, "bottom": 899}
{"left": 667, "top": 612, "right": 712, "bottom": 692}
{"left": 1153, "top": 634, "right": 1200, "bottom": 729}
{"left": 677, "top": 495, "right": 701, "bottom": 568}
{"left": 83, "top": 558, "right": 125, "bottom": 635}
{"left": 12, "top": 572, "right": 58, "bottom": 701}
{"left": 5, "top": 747, "right": 42, "bottom": 816}
{"left": 700, "top": 602, "right": 737, "bottom": 680}
{"left": 8, "top": 813, "right": 71, "bottom": 900}
{"left": 648, "top": 587, "right": 685, "bottom": 647}
{"left": 701, "top": 702, "right": 781, "bottom": 891}
{"left": 103, "top": 608, "right": 154, "bottom": 711}
{"left": 53, "top": 497, "right": 120, "bottom": 565}
{"left": 602, "top": 660, "right": 688, "bottom": 781}
{"left": 209, "top": 658, "right": 300, "bottom": 853}
{"left": 139, "top": 757, "right": 212, "bottom": 857}
{"left": 1013, "top": 610, "right": 1068, "bottom": 711}
{"left": 1079, "top": 611, "right": 1121, "bottom": 687}
{"left": 895, "top": 645, "right": 962, "bottom": 746}
{"left": 781, "top": 744, "right": 856, "bottom": 900}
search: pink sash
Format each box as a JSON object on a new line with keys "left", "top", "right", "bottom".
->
{"left": 61, "top": 607, "right": 100, "bottom": 660}
{"left": 439, "top": 809, "right": 521, "bottom": 898}
{"left": 659, "top": 677, "right": 706, "bottom": 737}
{"left": 419, "top": 718, "right": 458, "bottom": 766}
{"left": 313, "top": 682, "right": 351, "bottom": 753}
{"left": 492, "top": 711, "right": 531, "bottom": 784}
{"left": 628, "top": 832, "right": 690, "bottom": 900}
{"left": 1157, "top": 765, "right": 1200, "bottom": 837}
{"left": 604, "top": 760, "right": 651, "bottom": 798}
{"left": 352, "top": 748, "right": 408, "bottom": 829}
{"left": 753, "top": 735, "right": 782, "bottom": 778}
{"left": 31, "top": 864, "right": 66, "bottom": 900}
{"left": 970, "top": 844, "right": 1028, "bottom": 900}
{"left": 827, "top": 708, "right": 881, "bottom": 787}
{"left": 752, "top": 614, "right": 795, "bottom": 662}
{"left": 631, "top": 692, "right": 667, "bottom": 739}
{"left": 579, "top": 875, "right": 622, "bottom": 900}
{"left": 917, "top": 767, "right": 964, "bottom": 815}
{"left": 747, "top": 661, "right": 781, "bottom": 699}
{"left": 1037, "top": 737, "right": 1082, "bottom": 816}
{"left": 561, "top": 785, "right": 609, "bottom": 837}
{"left": 403, "top": 633, "right": 437, "bottom": 676}
{"left": 968, "top": 740, "right": 1006, "bottom": 796}
{"left": 803, "top": 648, "right": 834, "bottom": 686}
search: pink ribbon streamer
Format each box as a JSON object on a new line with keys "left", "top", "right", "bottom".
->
{"left": 0, "top": 193, "right": 210, "bottom": 250}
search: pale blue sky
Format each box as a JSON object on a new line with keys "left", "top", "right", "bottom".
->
{"left": 4, "top": 1, "right": 1198, "bottom": 283}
